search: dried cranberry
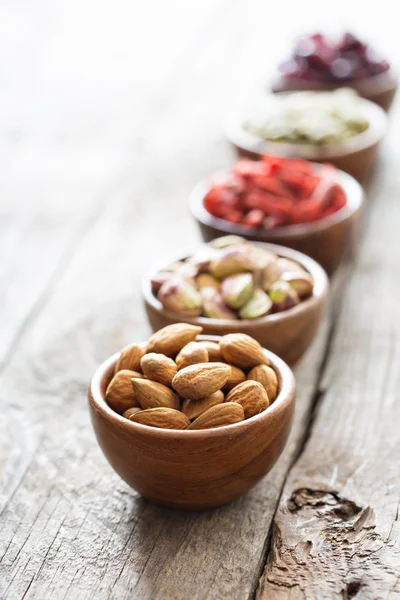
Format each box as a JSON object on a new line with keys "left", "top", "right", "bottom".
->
{"left": 279, "top": 31, "right": 390, "bottom": 82}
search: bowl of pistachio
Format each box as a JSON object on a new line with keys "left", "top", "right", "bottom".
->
{"left": 226, "top": 89, "right": 387, "bottom": 183}
{"left": 142, "top": 236, "right": 328, "bottom": 365}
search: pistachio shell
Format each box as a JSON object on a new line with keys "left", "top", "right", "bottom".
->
{"left": 158, "top": 277, "right": 203, "bottom": 316}
{"left": 196, "top": 273, "right": 220, "bottom": 291}
{"left": 269, "top": 280, "right": 300, "bottom": 312}
{"left": 210, "top": 235, "right": 248, "bottom": 248}
{"left": 210, "top": 246, "right": 256, "bottom": 279}
{"left": 221, "top": 273, "right": 254, "bottom": 309}
{"left": 269, "top": 280, "right": 292, "bottom": 304}
{"left": 276, "top": 257, "right": 306, "bottom": 274}
{"left": 281, "top": 271, "right": 314, "bottom": 299}
{"left": 151, "top": 272, "right": 173, "bottom": 295}
{"left": 201, "top": 288, "right": 238, "bottom": 320}
{"left": 187, "top": 246, "right": 220, "bottom": 273}
{"left": 239, "top": 289, "right": 273, "bottom": 319}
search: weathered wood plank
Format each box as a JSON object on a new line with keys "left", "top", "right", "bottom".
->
{"left": 0, "top": 5, "right": 337, "bottom": 598}
{"left": 257, "top": 134, "right": 400, "bottom": 598}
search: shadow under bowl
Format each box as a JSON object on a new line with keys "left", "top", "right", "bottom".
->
{"left": 190, "top": 167, "right": 364, "bottom": 276}
{"left": 143, "top": 243, "right": 329, "bottom": 365}
{"left": 226, "top": 97, "right": 387, "bottom": 184}
{"left": 88, "top": 335, "right": 296, "bottom": 511}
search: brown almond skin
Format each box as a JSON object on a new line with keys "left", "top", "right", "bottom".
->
{"left": 247, "top": 364, "right": 278, "bottom": 402}
{"left": 220, "top": 333, "right": 269, "bottom": 369}
{"left": 176, "top": 341, "right": 209, "bottom": 370}
{"left": 181, "top": 390, "right": 224, "bottom": 421}
{"left": 226, "top": 380, "right": 269, "bottom": 419}
{"left": 188, "top": 402, "right": 244, "bottom": 430}
{"left": 140, "top": 353, "right": 177, "bottom": 387}
{"left": 172, "top": 362, "right": 231, "bottom": 400}
{"left": 106, "top": 370, "right": 140, "bottom": 414}
{"left": 224, "top": 365, "right": 246, "bottom": 391}
{"left": 197, "top": 341, "right": 222, "bottom": 362}
{"left": 114, "top": 344, "right": 145, "bottom": 374}
{"left": 146, "top": 323, "right": 203, "bottom": 357}
{"left": 130, "top": 407, "right": 190, "bottom": 430}
{"left": 131, "top": 378, "right": 180, "bottom": 410}
{"left": 123, "top": 407, "right": 142, "bottom": 419}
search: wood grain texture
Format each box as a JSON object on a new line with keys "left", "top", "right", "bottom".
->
{"left": 257, "top": 135, "right": 400, "bottom": 598}
{"left": 0, "top": 1, "right": 337, "bottom": 597}
{"left": 1, "top": 0, "right": 400, "bottom": 598}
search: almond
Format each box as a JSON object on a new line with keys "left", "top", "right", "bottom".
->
{"left": 129, "top": 407, "right": 190, "bottom": 430}
{"left": 140, "top": 353, "right": 177, "bottom": 387}
{"left": 131, "top": 378, "right": 180, "bottom": 410}
{"left": 225, "top": 380, "right": 269, "bottom": 419}
{"left": 247, "top": 364, "right": 278, "bottom": 402}
{"left": 181, "top": 390, "right": 224, "bottom": 420}
{"left": 224, "top": 365, "right": 246, "bottom": 391}
{"left": 105, "top": 370, "right": 140, "bottom": 414}
{"left": 176, "top": 341, "right": 209, "bottom": 370}
{"left": 219, "top": 333, "right": 269, "bottom": 369}
{"left": 123, "top": 407, "right": 142, "bottom": 419}
{"left": 146, "top": 323, "right": 203, "bottom": 357}
{"left": 197, "top": 340, "right": 222, "bottom": 362}
{"left": 114, "top": 344, "right": 145, "bottom": 373}
{"left": 172, "top": 362, "right": 231, "bottom": 400}
{"left": 188, "top": 402, "right": 244, "bottom": 430}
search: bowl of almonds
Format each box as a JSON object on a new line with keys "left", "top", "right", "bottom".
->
{"left": 143, "top": 237, "right": 328, "bottom": 365}
{"left": 88, "top": 324, "right": 295, "bottom": 510}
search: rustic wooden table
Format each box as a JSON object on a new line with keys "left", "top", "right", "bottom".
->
{"left": 1, "top": 1, "right": 399, "bottom": 598}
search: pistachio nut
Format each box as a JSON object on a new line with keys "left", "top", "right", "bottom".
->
{"left": 201, "top": 288, "right": 238, "bottom": 320}
{"left": 158, "top": 277, "right": 203, "bottom": 316}
{"left": 187, "top": 245, "right": 220, "bottom": 273}
{"left": 276, "top": 257, "right": 306, "bottom": 274}
{"left": 151, "top": 271, "right": 173, "bottom": 295}
{"left": 281, "top": 271, "right": 314, "bottom": 299}
{"left": 210, "top": 246, "right": 257, "bottom": 279}
{"left": 210, "top": 235, "right": 248, "bottom": 249}
{"left": 196, "top": 273, "right": 220, "bottom": 291}
{"left": 261, "top": 259, "right": 281, "bottom": 291}
{"left": 220, "top": 272, "right": 253, "bottom": 309}
{"left": 269, "top": 280, "right": 300, "bottom": 312}
{"left": 239, "top": 288, "right": 273, "bottom": 319}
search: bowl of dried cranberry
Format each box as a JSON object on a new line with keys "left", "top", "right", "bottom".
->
{"left": 271, "top": 32, "right": 397, "bottom": 112}
{"left": 190, "top": 156, "right": 364, "bottom": 275}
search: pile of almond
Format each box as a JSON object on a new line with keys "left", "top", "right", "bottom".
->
{"left": 105, "top": 323, "right": 278, "bottom": 430}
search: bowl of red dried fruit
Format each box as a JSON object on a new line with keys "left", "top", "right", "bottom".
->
{"left": 226, "top": 89, "right": 387, "bottom": 184}
{"left": 190, "top": 156, "right": 364, "bottom": 275}
{"left": 271, "top": 32, "right": 397, "bottom": 112}
{"left": 142, "top": 237, "right": 328, "bottom": 365}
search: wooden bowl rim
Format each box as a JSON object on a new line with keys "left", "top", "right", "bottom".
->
{"left": 225, "top": 93, "right": 387, "bottom": 161}
{"left": 143, "top": 241, "right": 328, "bottom": 327}
{"left": 88, "top": 334, "right": 296, "bottom": 439}
{"left": 270, "top": 66, "right": 398, "bottom": 97}
{"left": 189, "top": 165, "right": 364, "bottom": 239}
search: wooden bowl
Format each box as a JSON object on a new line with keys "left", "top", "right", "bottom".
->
{"left": 88, "top": 335, "right": 295, "bottom": 511}
{"left": 271, "top": 67, "right": 398, "bottom": 113}
{"left": 189, "top": 167, "right": 364, "bottom": 276}
{"left": 226, "top": 96, "right": 387, "bottom": 184}
{"left": 143, "top": 243, "right": 328, "bottom": 365}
